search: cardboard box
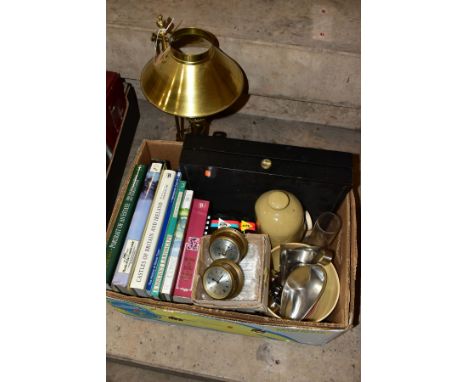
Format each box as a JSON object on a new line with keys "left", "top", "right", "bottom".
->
{"left": 106, "top": 140, "right": 359, "bottom": 346}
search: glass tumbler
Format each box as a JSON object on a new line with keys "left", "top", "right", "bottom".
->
{"left": 306, "top": 212, "right": 342, "bottom": 248}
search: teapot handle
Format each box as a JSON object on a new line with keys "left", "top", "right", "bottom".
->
{"left": 303, "top": 210, "right": 313, "bottom": 239}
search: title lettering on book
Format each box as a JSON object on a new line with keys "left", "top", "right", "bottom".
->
{"left": 156, "top": 237, "right": 173, "bottom": 274}
{"left": 125, "top": 173, "right": 142, "bottom": 201}
{"left": 173, "top": 193, "right": 184, "bottom": 218}
{"left": 119, "top": 240, "right": 138, "bottom": 273}
{"left": 181, "top": 256, "right": 196, "bottom": 281}
{"left": 141, "top": 197, "right": 165, "bottom": 255}
{"left": 163, "top": 236, "right": 173, "bottom": 254}
{"left": 109, "top": 204, "right": 130, "bottom": 249}
{"left": 153, "top": 236, "right": 173, "bottom": 290}
{"left": 145, "top": 233, "right": 153, "bottom": 252}
{"left": 136, "top": 261, "right": 146, "bottom": 282}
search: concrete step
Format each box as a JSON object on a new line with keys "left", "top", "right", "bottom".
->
{"left": 107, "top": 0, "right": 360, "bottom": 130}
{"left": 107, "top": 359, "right": 219, "bottom": 382}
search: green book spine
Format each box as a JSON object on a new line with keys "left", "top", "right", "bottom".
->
{"left": 151, "top": 180, "right": 186, "bottom": 299}
{"left": 106, "top": 164, "right": 147, "bottom": 287}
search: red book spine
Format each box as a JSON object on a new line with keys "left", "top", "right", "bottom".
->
{"left": 172, "top": 199, "right": 210, "bottom": 303}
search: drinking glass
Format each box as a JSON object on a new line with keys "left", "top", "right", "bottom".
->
{"left": 306, "top": 212, "right": 342, "bottom": 248}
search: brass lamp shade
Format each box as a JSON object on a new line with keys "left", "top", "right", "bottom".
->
{"left": 141, "top": 27, "right": 245, "bottom": 118}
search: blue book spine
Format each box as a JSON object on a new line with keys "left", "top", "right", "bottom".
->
{"left": 111, "top": 162, "right": 165, "bottom": 293}
{"left": 145, "top": 172, "right": 182, "bottom": 293}
{"left": 151, "top": 179, "right": 186, "bottom": 299}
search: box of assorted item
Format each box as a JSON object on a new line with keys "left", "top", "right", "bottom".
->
{"left": 106, "top": 136, "right": 358, "bottom": 346}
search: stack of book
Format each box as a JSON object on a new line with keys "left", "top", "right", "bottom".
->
{"left": 106, "top": 162, "right": 210, "bottom": 302}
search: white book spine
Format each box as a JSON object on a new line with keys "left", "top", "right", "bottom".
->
{"left": 129, "top": 170, "right": 176, "bottom": 297}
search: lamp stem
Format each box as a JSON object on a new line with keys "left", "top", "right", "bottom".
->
{"left": 174, "top": 117, "right": 210, "bottom": 141}
{"left": 189, "top": 118, "right": 210, "bottom": 136}
{"left": 175, "top": 116, "right": 185, "bottom": 141}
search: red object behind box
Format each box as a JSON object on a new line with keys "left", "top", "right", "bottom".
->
{"left": 106, "top": 71, "right": 127, "bottom": 151}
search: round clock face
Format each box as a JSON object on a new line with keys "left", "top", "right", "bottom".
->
{"left": 202, "top": 265, "right": 234, "bottom": 300}
{"left": 208, "top": 228, "right": 248, "bottom": 263}
{"left": 209, "top": 237, "right": 241, "bottom": 262}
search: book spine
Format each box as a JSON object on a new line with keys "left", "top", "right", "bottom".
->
{"left": 160, "top": 190, "right": 194, "bottom": 301}
{"left": 145, "top": 172, "right": 182, "bottom": 293}
{"left": 150, "top": 179, "right": 186, "bottom": 299}
{"left": 111, "top": 162, "right": 165, "bottom": 294}
{"left": 129, "top": 169, "right": 176, "bottom": 297}
{"left": 172, "top": 199, "right": 210, "bottom": 303}
{"left": 106, "top": 164, "right": 147, "bottom": 287}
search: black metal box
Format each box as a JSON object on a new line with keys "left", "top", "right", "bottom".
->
{"left": 180, "top": 135, "right": 353, "bottom": 221}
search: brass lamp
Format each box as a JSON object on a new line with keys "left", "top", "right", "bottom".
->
{"left": 141, "top": 17, "right": 245, "bottom": 140}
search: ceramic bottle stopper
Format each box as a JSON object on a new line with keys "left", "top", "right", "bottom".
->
{"left": 255, "top": 190, "right": 305, "bottom": 249}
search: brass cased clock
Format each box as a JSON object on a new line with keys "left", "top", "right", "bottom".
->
{"left": 208, "top": 227, "right": 249, "bottom": 263}
{"left": 202, "top": 259, "right": 244, "bottom": 300}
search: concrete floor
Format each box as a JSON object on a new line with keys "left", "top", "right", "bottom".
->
{"left": 107, "top": 304, "right": 360, "bottom": 382}
{"left": 106, "top": 96, "right": 360, "bottom": 381}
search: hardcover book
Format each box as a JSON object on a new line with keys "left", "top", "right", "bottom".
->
{"left": 150, "top": 179, "right": 186, "bottom": 299}
{"left": 160, "top": 190, "right": 194, "bottom": 301}
{"left": 106, "top": 164, "right": 147, "bottom": 287}
{"left": 111, "top": 161, "right": 165, "bottom": 294}
{"left": 129, "top": 169, "right": 176, "bottom": 297}
{"left": 145, "top": 172, "right": 182, "bottom": 294}
{"left": 172, "top": 198, "right": 210, "bottom": 303}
